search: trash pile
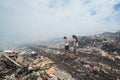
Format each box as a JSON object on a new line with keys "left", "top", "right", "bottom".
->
{"left": 0, "top": 31, "right": 120, "bottom": 80}
{"left": 0, "top": 50, "right": 74, "bottom": 80}
{"left": 78, "top": 31, "right": 120, "bottom": 50}
{"left": 29, "top": 46, "right": 120, "bottom": 80}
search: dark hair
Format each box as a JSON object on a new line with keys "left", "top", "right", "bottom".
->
{"left": 72, "top": 35, "right": 78, "bottom": 42}
{"left": 63, "top": 36, "right": 67, "bottom": 39}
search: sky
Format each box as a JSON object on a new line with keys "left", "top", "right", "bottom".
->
{"left": 0, "top": 0, "right": 120, "bottom": 45}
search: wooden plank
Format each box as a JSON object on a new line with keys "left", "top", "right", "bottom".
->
{"left": 2, "top": 54, "right": 21, "bottom": 67}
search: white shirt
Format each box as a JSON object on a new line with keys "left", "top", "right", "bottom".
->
{"left": 64, "top": 39, "right": 69, "bottom": 46}
{"left": 73, "top": 39, "right": 78, "bottom": 47}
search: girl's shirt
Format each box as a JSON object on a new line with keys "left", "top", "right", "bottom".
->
{"left": 64, "top": 39, "right": 69, "bottom": 46}
{"left": 73, "top": 39, "right": 78, "bottom": 47}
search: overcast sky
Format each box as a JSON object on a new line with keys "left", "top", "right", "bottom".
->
{"left": 0, "top": 0, "right": 120, "bottom": 44}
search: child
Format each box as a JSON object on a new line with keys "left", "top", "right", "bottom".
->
{"left": 63, "top": 36, "right": 70, "bottom": 52}
{"left": 72, "top": 35, "right": 79, "bottom": 56}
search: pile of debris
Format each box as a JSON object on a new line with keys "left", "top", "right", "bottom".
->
{"left": 0, "top": 31, "right": 120, "bottom": 80}
{"left": 29, "top": 45, "right": 120, "bottom": 80}
{"left": 0, "top": 50, "right": 74, "bottom": 80}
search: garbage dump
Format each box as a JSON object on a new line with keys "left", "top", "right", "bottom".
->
{"left": 0, "top": 32, "right": 120, "bottom": 80}
{"left": 0, "top": 49, "right": 74, "bottom": 80}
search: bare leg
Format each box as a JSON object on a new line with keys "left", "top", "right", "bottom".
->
{"left": 74, "top": 47, "right": 78, "bottom": 56}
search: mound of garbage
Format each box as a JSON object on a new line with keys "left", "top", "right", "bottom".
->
{"left": 0, "top": 32, "right": 120, "bottom": 80}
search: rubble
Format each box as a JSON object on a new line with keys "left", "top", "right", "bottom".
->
{"left": 3, "top": 50, "right": 16, "bottom": 53}
{"left": 54, "top": 70, "right": 72, "bottom": 80}
{"left": 0, "top": 49, "right": 74, "bottom": 80}
{"left": 46, "top": 67, "right": 56, "bottom": 77}
{"left": 0, "top": 31, "right": 120, "bottom": 80}
{"left": 16, "top": 56, "right": 24, "bottom": 64}
{"left": 2, "top": 54, "right": 21, "bottom": 67}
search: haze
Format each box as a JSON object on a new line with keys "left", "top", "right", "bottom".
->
{"left": 0, "top": 0, "right": 120, "bottom": 47}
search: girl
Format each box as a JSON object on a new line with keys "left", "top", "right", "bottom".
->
{"left": 72, "top": 35, "right": 79, "bottom": 56}
{"left": 63, "top": 36, "right": 70, "bottom": 52}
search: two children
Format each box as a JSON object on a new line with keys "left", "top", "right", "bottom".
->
{"left": 63, "top": 35, "right": 79, "bottom": 56}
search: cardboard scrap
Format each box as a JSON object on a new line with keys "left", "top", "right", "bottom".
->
{"left": 46, "top": 67, "right": 56, "bottom": 77}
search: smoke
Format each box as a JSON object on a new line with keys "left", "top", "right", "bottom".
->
{"left": 0, "top": 0, "right": 120, "bottom": 48}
